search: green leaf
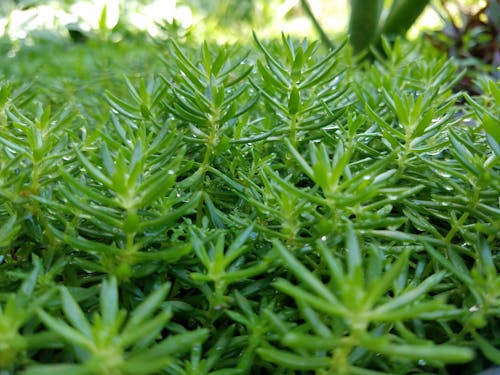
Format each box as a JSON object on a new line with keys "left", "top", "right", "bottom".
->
{"left": 449, "top": 130, "right": 480, "bottom": 175}
{"left": 346, "top": 224, "right": 362, "bottom": 275}
{"left": 17, "top": 256, "right": 42, "bottom": 305}
{"left": 75, "top": 149, "right": 113, "bottom": 188}
{"left": 282, "top": 332, "right": 342, "bottom": 350}
{"left": 288, "top": 85, "right": 301, "bottom": 115}
{"left": 253, "top": 32, "right": 288, "bottom": 77}
{"left": 120, "top": 309, "right": 171, "bottom": 349}
{"left": 263, "top": 166, "right": 326, "bottom": 205}
{"left": 98, "top": 3, "right": 107, "bottom": 31}
{"left": 23, "top": 364, "right": 91, "bottom": 375}
{"left": 122, "top": 356, "right": 173, "bottom": 375}
{"left": 60, "top": 169, "right": 117, "bottom": 207}
{"left": 225, "top": 310, "right": 248, "bottom": 326}
{"left": 100, "top": 277, "right": 119, "bottom": 327}
{"left": 472, "top": 331, "right": 500, "bottom": 364}
{"left": 375, "top": 343, "right": 474, "bottom": 363}
{"left": 273, "top": 240, "right": 337, "bottom": 304}
{"left": 141, "top": 192, "right": 202, "bottom": 230}
{"left": 422, "top": 242, "right": 474, "bottom": 288}
{"left": 482, "top": 113, "right": 500, "bottom": 146}
{"left": 364, "top": 250, "right": 410, "bottom": 309}
{"left": 60, "top": 287, "right": 92, "bottom": 339}
{"left": 373, "top": 272, "right": 445, "bottom": 315}
{"left": 49, "top": 225, "right": 122, "bottom": 255}
{"left": 125, "top": 283, "right": 171, "bottom": 329}
{"left": 138, "top": 329, "right": 209, "bottom": 359}
{"left": 0, "top": 214, "right": 21, "bottom": 248}
{"left": 273, "top": 278, "right": 347, "bottom": 317}
{"left": 224, "top": 225, "right": 254, "bottom": 267}
{"left": 0, "top": 81, "right": 12, "bottom": 107}
{"left": 285, "top": 139, "right": 314, "bottom": 180}
{"left": 37, "top": 309, "right": 92, "bottom": 351}
{"left": 106, "top": 92, "right": 143, "bottom": 120}
{"left": 257, "top": 345, "right": 330, "bottom": 370}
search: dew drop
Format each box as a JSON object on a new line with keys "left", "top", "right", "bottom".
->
{"left": 469, "top": 305, "right": 479, "bottom": 312}
{"left": 418, "top": 359, "right": 427, "bottom": 366}
{"left": 320, "top": 236, "right": 327, "bottom": 241}
{"left": 426, "top": 150, "right": 444, "bottom": 157}
{"left": 438, "top": 171, "right": 451, "bottom": 178}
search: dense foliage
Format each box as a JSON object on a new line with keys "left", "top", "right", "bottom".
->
{"left": 0, "top": 31, "right": 499, "bottom": 374}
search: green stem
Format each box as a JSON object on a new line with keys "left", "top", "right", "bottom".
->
{"left": 30, "top": 161, "right": 40, "bottom": 195}
{"left": 395, "top": 129, "right": 414, "bottom": 180}
{"left": 125, "top": 233, "right": 135, "bottom": 254}
{"left": 348, "top": 0, "right": 384, "bottom": 54}
{"left": 381, "top": 0, "right": 431, "bottom": 37}
{"left": 201, "top": 113, "right": 218, "bottom": 172}
{"left": 0, "top": 109, "right": 6, "bottom": 128}
{"left": 196, "top": 191, "right": 205, "bottom": 227}
{"left": 289, "top": 115, "right": 298, "bottom": 148}
{"left": 330, "top": 342, "right": 353, "bottom": 374}
{"left": 445, "top": 187, "right": 479, "bottom": 243}
{"left": 202, "top": 140, "right": 214, "bottom": 171}
{"left": 123, "top": 209, "right": 139, "bottom": 256}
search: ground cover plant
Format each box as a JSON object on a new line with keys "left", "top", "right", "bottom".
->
{"left": 0, "top": 27, "right": 499, "bottom": 375}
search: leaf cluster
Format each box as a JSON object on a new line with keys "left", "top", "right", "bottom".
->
{"left": 0, "top": 34, "right": 499, "bottom": 375}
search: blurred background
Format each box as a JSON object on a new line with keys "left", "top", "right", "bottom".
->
{"left": 0, "top": 0, "right": 488, "bottom": 43}
{"left": 0, "top": 0, "right": 496, "bottom": 99}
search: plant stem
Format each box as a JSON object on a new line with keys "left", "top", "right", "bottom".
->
{"left": 289, "top": 114, "right": 298, "bottom": 147}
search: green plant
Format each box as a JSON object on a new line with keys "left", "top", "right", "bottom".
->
{"left": 29, "top": 277, "right": 208, "bottom": 375}
{"left": 300, "top": 0, "right": 431, "bottom": 53}
{"left": 0, "top": 256, "right": 56, "bottom": 371}
{"left": 259, "top": 233, "right": 473, "bottom": 374}
{"left": 251, "top": 33, "right": 350, "bottom": 147}
{"left": 0, "top": 30, "right": 499, "bottom": 375}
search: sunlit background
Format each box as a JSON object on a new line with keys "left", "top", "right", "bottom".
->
{"left": 0, "top": 0, "right": 488, "bottom": 45}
